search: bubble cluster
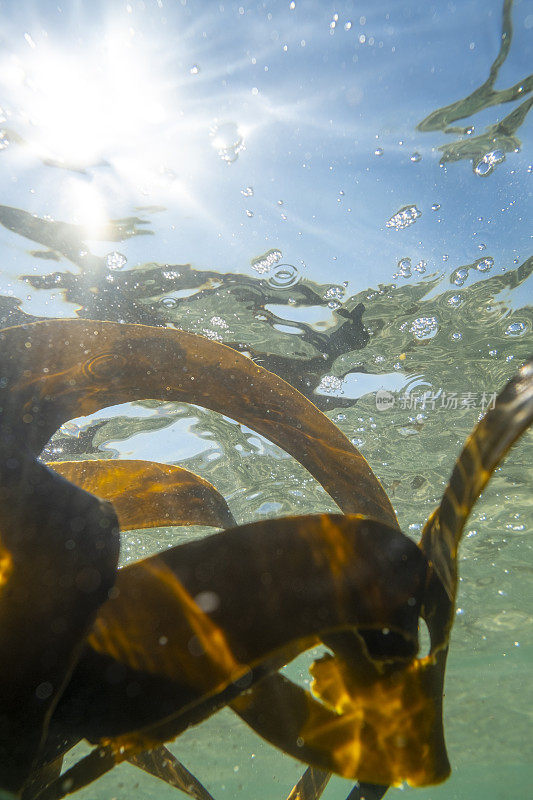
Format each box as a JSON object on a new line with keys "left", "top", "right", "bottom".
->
{"left": 409, "top": 316, "right": 439, "bottom": 341}
{"left": 250, "top": 248, "right": 282, "bottom": 275}
{"left": 105, "top": 251, "right": 127, "bottom": 271}
{"left": 386, "top": 205, "right": 422, "bottom": 230}
{"left": 450, "top": 256, "right": 494, "bottom": 285}
{"left": 209, "top": 121, "right": 245, "bottom": 163}
{"left": 394, "top": 258, "right": 412, "bottom": 279}
{"left": 323, "top": 284, "right": 346, "bottom": 308}
{"left": 474, "top": 149, "right": 505, "bottom": 176}
{"left": 317, "top": 375, "right": 344, "bottom": 394}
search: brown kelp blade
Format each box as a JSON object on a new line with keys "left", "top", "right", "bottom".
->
{"left": 421, "top": 356, "right": 533, "bottom": 606}
{"left": 49, "top": 460, "right": 235, "bottom": 531}
{"left": 46, "top": 516, "right": 426, "bottom": 772}
{"left": 129, "top": 747, "right": 216, "bottom": 800}
{"left": 0, "top": 319, "right": 396, "bottom": 528}
{"left": 291, "top": 359, "right": 533, "bottom": 788}
{"left": 0, "top": 457, "right": 119, "bottom": 793}
{"left": 284, "top": 767, "right": 330, "bottom": 800}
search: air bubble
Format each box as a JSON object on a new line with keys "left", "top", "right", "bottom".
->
{"left": 268, "top": 263, "right": 299, "bottom": 288}
{"left": 374, "top": 147, "right": 384, "bottom": 156}
{"left": 504, "top": 321, "right": 527, "bottom": 337}
{"left": 241, "top": 186, "right": 254, "bottom": 197}
{"left": 448, "top": 294, "right": 463, "bottom": 308}
{"left": 105, "top": 251, "right": 127, "bottom": 271}
{"left": 409, "top": 316, "right": 439, "bottom": 341}
{"left": 251, "top": 248, "right": 282, "bottom": 274}
{"left": 245, "top": 210, "right": 254, "bottom": 218}
{"left": 410, "top": 152, "right": 421, "bottom": 162}
{"left": 475, "top": 256, "right": 493, "bottom": 272}
{"left": 317, "top": 375, "right": 344, "bottom": 394}
{"left": 160, "top": 297, "right": 179, "bottom": 309}
{"left": 190, "top": 64, "right": 200, "bottom": 75}
{"left": 395, "top": 257, "right": 411, "bottom": 278}
{"left": 323, "top": 285, "right": 346, "bottom": 304}
{"left": 209, "top": 121, "right": 245, "bottom": 163}
{"left": 431, "top": 203, "right": 441, "bottom": 211}
{"left": 451, "top": 268, "right": 469, "bottom": 286}
{"left": 474, "top": 149, "right": 505, "bottom": 177}
{"left": 386, "top": 205, "right": 421, "bottom": 230}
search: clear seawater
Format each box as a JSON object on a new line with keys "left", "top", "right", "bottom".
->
{"left": 0, "top": 1, "right": 532, "bottom": 798}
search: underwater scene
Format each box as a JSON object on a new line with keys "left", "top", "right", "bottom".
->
{"left": 0, "top": 1, "right": 531, "bottom": 799}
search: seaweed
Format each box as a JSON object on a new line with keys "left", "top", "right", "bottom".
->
{"left": 0, "top": 319, "right": 531, "bottom": 800}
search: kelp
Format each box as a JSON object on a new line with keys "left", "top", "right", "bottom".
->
{"left": 0, "top": 319, "right": 531, "bottom": 800}
{"left": 417, "top": 0, "right": 533, "bottom": 172}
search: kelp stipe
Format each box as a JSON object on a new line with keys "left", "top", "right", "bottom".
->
{"left": 0, "top": 320, "right": 530, "bottom": 800}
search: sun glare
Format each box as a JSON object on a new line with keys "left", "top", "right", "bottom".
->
{"left": 3, "top": 30, "right": 170, "bottom": 169}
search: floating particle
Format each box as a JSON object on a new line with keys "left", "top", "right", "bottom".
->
{"left": 105, "top": 251, "right": 127, "bottom": 271}
{"left": 268, "top": 263, "right": 299, "bottom": 288}
{"left": 505, "top": 321, "right": 527, "bottom": 337}
{"left": 209, "top": 121, "right": 245, "bottom": 163}
{"left": 318, "top": 375, "right": 344, "bottom": 394}
{"left": 386, "top": 204, "right": 421, "bottom": 230}
{"left": 474, "top": 149, "right": 505, "bottom": 177}
{"left": 409, "top": 316, "right": 439, "bottom": 341}
{"left": 251, "top": 248, "right": 282, "bottom": 274}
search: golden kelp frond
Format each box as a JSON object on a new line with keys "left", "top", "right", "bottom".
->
{"left": 284, "top": 767, "right": 330, "bottom": 800}
{"left": 0, "top": 319, "right": 396, "bottom": 527}
{"left": 129, "top": 747, "right": 216, "bottom": 800}
{"left": 49, "top": 459, "right": 235, "bottom": 531}
{"left": 421, "top": 356, "right": 533, "bottom": 606}
{"left": 0, "top": 457, "right": 119, "bottom": 793}
{"left": 48, "top": 515, "right": 426, "bottom": 749}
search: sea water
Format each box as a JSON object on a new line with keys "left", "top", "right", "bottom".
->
{"left": 0, "top": 1, "right": 531, "bottom": 798}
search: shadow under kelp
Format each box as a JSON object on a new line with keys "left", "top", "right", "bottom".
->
{"left": 417, "top": 0, "right": 533, "bottom": 174}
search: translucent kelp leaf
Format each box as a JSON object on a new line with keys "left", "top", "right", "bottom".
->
{"left": 49, "top": 459, "right": 235, "bottom": 531}
{"left": 0, "top": 320, "right": 396, "bottom": 528}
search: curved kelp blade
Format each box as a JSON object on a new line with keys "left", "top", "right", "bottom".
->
{"left": 128, "top": 747, "right": 216, "bottom": 800}
{"left": 421, "top": 356, "right": 533, "bottom": 607}
{"left": 0, "top": 456, "right": 119, "bottom": 793}
{"left": 49, "top": 460, "right": 235, "bottom": 531}
{"left": 41, "top": 515, "right": 426, "bottom": 794}
{"left": 0, "top": 320, "right": 396, "bottom": 528}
